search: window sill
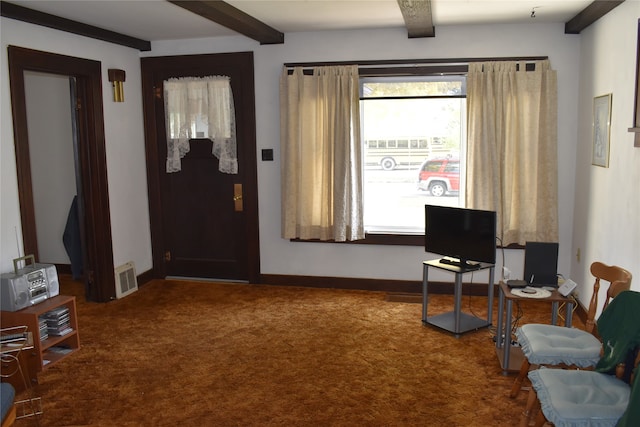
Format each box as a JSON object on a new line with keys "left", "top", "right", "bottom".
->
{"left": 291, "top": 233, "right": 424, "bottom": 246}
{"left": 291, "top": 233, "right": 523, "bottom": 249}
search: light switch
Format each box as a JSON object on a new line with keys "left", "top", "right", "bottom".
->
{"left": 261, "top": 149, "right": 274, "bottom": 161}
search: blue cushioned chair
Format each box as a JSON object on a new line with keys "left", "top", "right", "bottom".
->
{"left": 510, "top": 262, "right": 632, "bottom": 398}
{"left": 1, "top": 382, "right": 16, "bottom": 427}
{"left": 521, "top": 290, "right": 640, "bottom": 427}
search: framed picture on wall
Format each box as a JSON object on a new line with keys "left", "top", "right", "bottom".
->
{"left": 592, "top": 93, "right": 612, "bottom": 167}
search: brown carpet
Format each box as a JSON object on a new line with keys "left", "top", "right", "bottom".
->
{"left": 13, "top": 277, "right": 581, "bottom": 426}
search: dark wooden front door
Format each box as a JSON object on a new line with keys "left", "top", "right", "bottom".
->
{"left": 164, "top": 139, "right": 247, "bottom": 279}
{"left": 141, "top": 52, "right": 260, "bottom": 282}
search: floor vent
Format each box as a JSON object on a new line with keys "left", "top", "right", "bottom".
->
{"left": 115, "top": 261, "right": 138, "bottom": 299}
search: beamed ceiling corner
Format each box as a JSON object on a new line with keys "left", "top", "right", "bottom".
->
{"left": 0, "top": 0, "right": 628, "bottom": 50}
{"left": 397, "top": 0, "right": 435, "bottom": 38}
{"left": 167, "top": 0, "right": 284, "bottom": 45}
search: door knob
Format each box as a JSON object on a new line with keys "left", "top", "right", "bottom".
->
{"left": 233, "top": 183, "right": 243, "bottom": 212}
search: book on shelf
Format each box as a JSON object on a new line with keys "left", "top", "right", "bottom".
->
{"left": 44, "top": 317, "right": 70, "bottom": 327}
{"left": 0, "top": 332, "right": 27, "bottom": 343}
{"left": 42, "top": 306, "right": 69, "bottom": 316}
{"left": 0, "top": 326, "right": 29, "bottom": 344}
{"left": 39, "top": 319, "right": 49, "bottom": 341}
{"left": 47, "top": 327, "right": 73, "bottom": 337}
{"left": 40, "top": 307, "right": 69, "bottom": 320}
{"left": 39, "top": 306, "right": 72, "bottom": 338}
{"left": 47, "top": 346, "right": 73, "bottom": 355}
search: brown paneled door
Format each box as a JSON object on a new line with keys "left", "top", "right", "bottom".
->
{"left": 142, "top": 52, "right": 260, "bottom": 283}
{"left": 164, "top": 139, "right": 245, "bottom": 279}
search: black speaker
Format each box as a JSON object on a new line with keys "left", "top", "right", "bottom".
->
{"left": 523, "top": 242, "right": 559, "bottom": 287}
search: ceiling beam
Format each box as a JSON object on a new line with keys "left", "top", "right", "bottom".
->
{"left": 168, "top": 1, "right": 284, "bottom": 45}
{"left": 397, "top": 0, "right": 434, "bottom": 38}
{"left": 0, "top": 1, "right": 151, "bottom": 51}
{"left": 565, "top": 0, "right": 625, "bottom": 34}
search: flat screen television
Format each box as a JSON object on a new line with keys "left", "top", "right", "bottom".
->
{"left": 425, "top": 205, "right": 497, "bottom": 269}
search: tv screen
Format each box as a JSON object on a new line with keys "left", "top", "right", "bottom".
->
{"left": 425, "top": 205, "right": 497, "bottom": 268}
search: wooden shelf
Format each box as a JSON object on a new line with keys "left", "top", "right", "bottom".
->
{"left": 1, "top": 295, "right": 80, "bottom": 377}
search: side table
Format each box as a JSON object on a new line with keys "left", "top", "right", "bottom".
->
{"left": 422, "top": 259, "right": 495, "bottom": 338}
{"left": 495, "top": 281, "right": 574, "bottom": 375}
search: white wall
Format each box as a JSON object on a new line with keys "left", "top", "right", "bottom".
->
{"left": 147, "top": 23, "right": 581, "bottom": 285}
{"left": 1, "top": 18, "right": 152, "bottom": 275}
{"left": 571, "top": 1, "right": 640, "bottom": 307}
{"left": 8, "top": 14, "right": 634, "bottom": 300}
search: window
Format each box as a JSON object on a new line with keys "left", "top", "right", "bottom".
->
{"left": 360, "top": 75, "right": 467, "bottom": 235}
{"left": 281, "top": 59, "right": 556, "bottom": 246}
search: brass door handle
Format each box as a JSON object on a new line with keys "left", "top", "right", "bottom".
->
{"left": 233, "top": 183, "right": 243, "bottom": 211}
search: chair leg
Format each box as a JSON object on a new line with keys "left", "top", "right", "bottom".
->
{"left": 534, "top": 408, "right": 548, "bottom": 427}
{"left": 1, "top": 404, "right": 16, "bottom": 427}
{"left": 520, "top": 387, "right": 539, "bottom": 427}
{"left": 510, "top": 359, "right": 532, "bottom": 398}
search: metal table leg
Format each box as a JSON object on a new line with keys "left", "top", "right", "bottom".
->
{"left": 487, "top": 267, "right": 495, "bottom": 325}
{"left": 502, "top": 297, "right": 513, "bottom": 375}
{"left": 422, "top": 263, "right": 429, "bottom": 323}
{"left": 565, "top": 301, "right": 573, "bottom": 326}
{"left": 453, "top": 272, "right": 463, "bottom": 336}
{"left": 496, "top": 286, "right": 504, "bottom": 348}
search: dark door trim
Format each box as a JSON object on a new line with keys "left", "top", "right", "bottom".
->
{"left": 7, "top": 45, "right": 115, "bottom": 302}
{"left": 141, "top": 52, "right": 260, "bottom": 283}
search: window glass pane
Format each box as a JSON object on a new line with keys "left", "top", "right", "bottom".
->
{"left": 362, "top": 77, "right": 465, "bottom": 98}
{"left": 361, "top": 78, "right": 466, "bottom": 234}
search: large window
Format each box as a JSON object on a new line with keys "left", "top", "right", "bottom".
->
{"left": 281, "top": 59, "right": 557, "bottom": 246}
{"left": 360, "top": 75, "right": 467, "bottom": 234}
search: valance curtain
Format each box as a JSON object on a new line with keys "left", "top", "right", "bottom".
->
{"left": 280, "top": 65, "right": 364, "bottom": 241}
{"left": 163, "top": 76, "right": 237, "bottom": 174}
{"left": 466, "top": 60, "right": 558, "bottom": 245}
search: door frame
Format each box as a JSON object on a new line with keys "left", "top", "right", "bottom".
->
{"left": 141, "top": 52, "right": 260, "bottom": 283}
{"left": 7, "top": 45, "right": 115, "bottom": 302}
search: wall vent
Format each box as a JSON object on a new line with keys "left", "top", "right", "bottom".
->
{"left": 115, "top": 261, "right": 138, "bottom": 299}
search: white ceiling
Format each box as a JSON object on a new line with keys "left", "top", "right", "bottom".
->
{"left": 6, "top": 0, "right": 596, "bottom": 42}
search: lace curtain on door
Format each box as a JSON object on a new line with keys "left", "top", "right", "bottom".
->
{"left": 163, "top": 76, "right": 237, "bottom": 174}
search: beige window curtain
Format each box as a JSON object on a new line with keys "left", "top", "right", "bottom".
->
{"left": 280, "top": 65, "right": 364, "bottom": 241}
{"left": 466, "top": 60, "right": 558, "bottom": 245}
{"left": 163, "top": 76, "right": 237, "bottom": 174}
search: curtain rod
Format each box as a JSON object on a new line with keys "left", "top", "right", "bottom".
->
{"left": 283, "top": 56, "right": 548, "bottom": 69}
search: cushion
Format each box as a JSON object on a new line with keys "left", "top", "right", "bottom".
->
{"left": 516, "top": 324, "right": 601, "bottom": 367}
{"left": 0, "top": 382, "right": 15, "bottom": 421}
{"left": 529, "top": 368, "right": 630, "bottom": 427}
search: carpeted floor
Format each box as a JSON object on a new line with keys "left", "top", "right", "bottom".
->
{"left": 12, "top": 277, "right": 581, "bottom": 426}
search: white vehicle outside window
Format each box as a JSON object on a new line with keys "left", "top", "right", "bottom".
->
{"left": 360, "top": 75, "right": 467, "bottom": 234}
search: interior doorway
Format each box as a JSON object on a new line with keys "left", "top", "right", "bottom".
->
{"left": 24, "top": 71, "right": 80, "bottom": 277}
{"left": 8, "top": 46, "right": 115, "bottom": 302}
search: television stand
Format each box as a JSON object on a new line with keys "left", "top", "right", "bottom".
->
{"left": 438, "top": 257, "right": 481, "bottom": 270}
{"left": 422, "top": 259, "right": 495, "bottom": 338}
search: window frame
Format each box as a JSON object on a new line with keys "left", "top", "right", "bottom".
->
{"left": 358, "top": 65, "right": 468, "bottom": 246}
{"left": 283, "top": 57, "right": 547, "bottom": 248}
